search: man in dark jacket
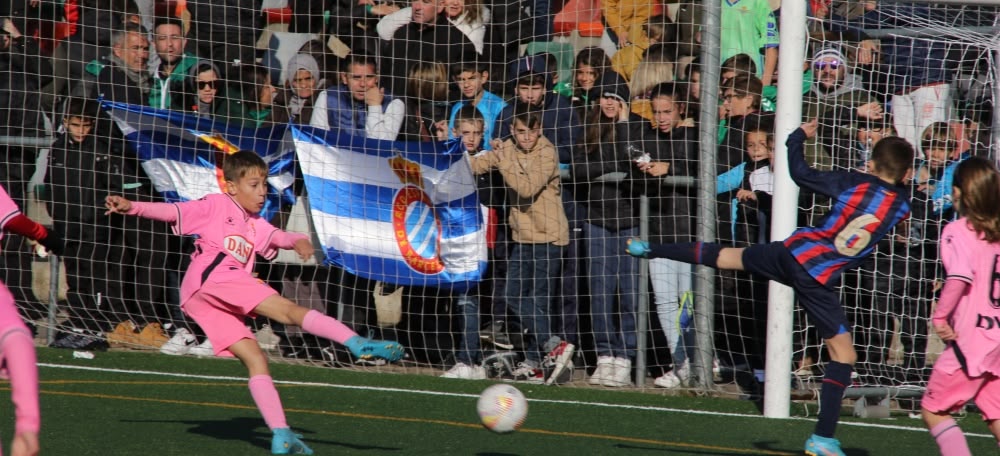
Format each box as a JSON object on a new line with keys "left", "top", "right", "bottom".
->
{"left": 96, "top": 22, "right": 151, "bottom": 106}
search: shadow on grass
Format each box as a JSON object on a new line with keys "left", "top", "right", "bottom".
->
{"left": 611, "top": 440, "right": 870, "bottom": 455}
{"left": 123, "top": 416, "right": 403, "bottom": 452}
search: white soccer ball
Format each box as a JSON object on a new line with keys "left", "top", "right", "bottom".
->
{"left": 477, "top": 383, "right": 528, "bottom": 433}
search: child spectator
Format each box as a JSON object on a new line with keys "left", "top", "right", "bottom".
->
{"left": 447, "top": 60, "right": 506, "bottom": 150}
{"left": 442, "top": 106, "right": 500, "bottom": 380}
{"left": 631, "top": 82, "right": 699, "bottom": 389}
{"left": 105, "top": 151, "right": 404, "bottom": 454}
{"left": 0, "top": 183, "right": 63, "bottom": 456}
{"left": 469, "top": 107, "right": 569, "bottom": 383}
{"left": 555, "top": 47, "right": 611, "bottom": 120}
{"left": 627, "top": 120, "right": 914, "bottom": 455}
{"left": 716, "top": 113, "right": 775, "bottom": 245}
{"left": 498, "top": 57, "right": 581, "bottom": 165}
{"left": 611, "top": 15, "right": 675, "bottom": 83}
{"left": 44, "top": 98, "right": 126, "bottom": 348}
{"left": 572, "top": 73, "right": 635, "bottom": 387}
{"left": 713, "top": 113, "right": 774, "bottom": 393}
{"left": 914, "top": 122, "right": 970, "bottom": 217}
{"left": 921, "top": 157, "right": 1000, "bottom": 454}
{"left": 719, "top": 74, "right": 764, "bottom": 174}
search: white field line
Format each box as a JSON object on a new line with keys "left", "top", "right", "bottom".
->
{"left": 38, "top": 362, "right": 993, "bottom": 439}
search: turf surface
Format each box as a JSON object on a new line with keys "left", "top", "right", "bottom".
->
{"left": 0, "top": 348, "right": 992, "bottom": 455}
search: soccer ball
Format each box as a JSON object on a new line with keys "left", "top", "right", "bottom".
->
{"left": 477, "top": 384, "right": 528, "bottom": 433}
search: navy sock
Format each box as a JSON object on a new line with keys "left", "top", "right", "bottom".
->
{"left": 815, "top": 361, "right": 852, "bottom": 438}
{"left": 648, "top": 242, "right": 723, "bottom": 268}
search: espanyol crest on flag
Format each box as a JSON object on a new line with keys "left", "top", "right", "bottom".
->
{"left": 291, "top": 125, "right": 487, "bottom": 291}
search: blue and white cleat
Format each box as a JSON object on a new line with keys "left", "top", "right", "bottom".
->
{"left": 271, "top": 428, "right": 313, "bottom": 455}
{"left": 344, "top": 336, "right": 405, "bottom": 362}
{"left": 804, "top": 434, "right": 845, "bottom": 456}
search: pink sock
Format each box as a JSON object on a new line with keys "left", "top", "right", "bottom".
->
{"left": 248, "top": 375, "right": 288, "bottom": 430}
{"left": 930, "top": 418, "right": 970, "bottom": 456}
{"left": 1, "top": 327, "right": 39, "bottom": 435}
{"left": 302, "top": 310, "right": 358, "bottom": 345}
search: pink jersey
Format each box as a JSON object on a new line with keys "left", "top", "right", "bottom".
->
{"left": 0, "top": 184, "right": 21, "bottom": 248}
{"left": 129, "top": 194, "right": 307, "bottom": 305}
{"left": 936, "top": 218, "right": 1000, "bottom": 377}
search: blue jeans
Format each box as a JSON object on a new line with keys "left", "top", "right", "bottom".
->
{"left": 650, "top": 258, "right": 694, "bottom": 367}
{"left": 454, "top": 291, "right": 481, "bottom": 365}
{"left": 559, "top": 191, "right": 586, "bottom": 345}
{"left": 506, "top": 242, "right": 564, "bottom": 364}
{"left": 585, "top": 224, "right": 639, "bottom": 359}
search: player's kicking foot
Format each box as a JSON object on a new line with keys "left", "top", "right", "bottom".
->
{"left": 344, "top": 336, "right": 405, "bottom": 362}
{"left": 271, "top": 428, "right": 313, "bottom": 455}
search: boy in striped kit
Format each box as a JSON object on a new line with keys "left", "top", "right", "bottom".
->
{"left": 627, "top": 119, "right": 914, "bottom": 456}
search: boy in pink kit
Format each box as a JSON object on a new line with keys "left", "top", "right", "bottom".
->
{"left": 105, "top": 151, "right": 404, "bottom": 455}
{"left": 0, "top": 183, "right": 64, "bottom": 456}
{"left": 921, "top": 157, "right": 1000, "bottom": 456}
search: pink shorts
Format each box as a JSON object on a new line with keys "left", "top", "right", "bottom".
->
{"left": 922, "top": 349, "right": 1000, "bottom": 420}
{"left": 181, "top": 269, "right": 277, "bottom": 357}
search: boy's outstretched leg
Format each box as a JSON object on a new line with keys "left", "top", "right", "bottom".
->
{"left": 626, "top": 238, "right": 742, "bottom": 270}
{"left": 255, "top": 296, "right": 405, "bottom": 362}
{"left": 301, "top": 310, "right": 405, "bottom": 362}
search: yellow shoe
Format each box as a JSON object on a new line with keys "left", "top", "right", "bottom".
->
{"left": 138, "top": 323, "right": 170, "bottom": 348}
{"left": 106, "top": 321, "right": 140, "bottom": 348}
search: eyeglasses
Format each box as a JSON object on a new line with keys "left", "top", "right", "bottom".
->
{"left": 197, "top": 80, "right": 217, "bottom": 90}
{"left": 813, "top": 60, "right": 842, "bottom": 70}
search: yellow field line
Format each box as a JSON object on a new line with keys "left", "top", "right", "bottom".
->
{"left": 8, "top": 385, "right": 795, "bottom": 455}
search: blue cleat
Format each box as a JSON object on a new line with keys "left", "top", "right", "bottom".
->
{"left": 804, "top": 434, "right": 845, "bottom": 456}
{"left": 625, "top": 238, "right": 651, "bottom": 258}
{"left": 271, "top": 428, "right": 313, "bottom": 455}
{"left": 344, "top": 336, "right": 405, "bottom": 362}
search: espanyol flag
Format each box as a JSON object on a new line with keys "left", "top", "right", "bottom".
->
{"left": 292, "top": 125, "right": 487, "bottom": 291}
{"left": 102, "top": 101, "right": 295, "bottom": 221}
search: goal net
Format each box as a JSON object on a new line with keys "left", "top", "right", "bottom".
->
{"left": 0, "top": 0, "right": 996, "bottom": 404}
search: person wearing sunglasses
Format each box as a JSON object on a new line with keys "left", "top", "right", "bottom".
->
{"left": 181, "top": 60, "right": 225, "bottom": 118}
{"left": 810, "top": 46, "right": 862, "bottom": 100}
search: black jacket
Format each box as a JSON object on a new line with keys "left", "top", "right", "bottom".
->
{"left": 572, "top": 118, "right": 637, "bottom": 232}
{"left": 380, "top": 14, "right": 477, "bottom": 96}
{"left": 631, "top": 124, "right": 699, "bottom": 244}
{"left": 45, "top": 133, "right": 124, "bottom": 237}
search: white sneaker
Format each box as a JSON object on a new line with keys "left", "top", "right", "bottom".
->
{"left": 441, "top": 362, "right": 487, "bottom": 380}
{"left": 160, "top": 328, "right": 196, "bottom": 355}
{"left": 654, "top": 362, "right": 689, "bottom": 388}
{"left": 188, "top": 339, "right": 214, "bottom": 357}
{"left": 589, "top": 355, "right": 614, "bottom": 385}
{"left": 255, "top": 324, "right": 281, "bottom": 350}
{"left": 603, "top": 357, "right": 632, "bottom": 387}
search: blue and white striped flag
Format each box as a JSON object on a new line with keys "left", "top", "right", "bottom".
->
{"left": 292, "top": 126, "right": 487, "bottom": 291}
{"left": 103, "top": 101, "right": 296, "bottom": 220}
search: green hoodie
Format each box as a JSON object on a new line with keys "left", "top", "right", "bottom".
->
{"left": 149, "top": 53, "right": 199, "bottom": 110}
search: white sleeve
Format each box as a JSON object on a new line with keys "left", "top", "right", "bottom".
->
{"left": 366, "top": 98, "right": 405, "bottom": 141}
{"left": 376, "top": 8, "right": 412, "bottom": 41}
{"left": 310, "top": 91, "right": 330, "bottom": 130}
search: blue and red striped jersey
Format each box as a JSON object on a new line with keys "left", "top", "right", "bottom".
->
{"left": 782, "top": 129, "right": 911, "bottom": 285}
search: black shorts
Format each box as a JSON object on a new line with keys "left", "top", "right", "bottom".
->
{"left": 741, "top": 242, "right": 849, "bottom": 340}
